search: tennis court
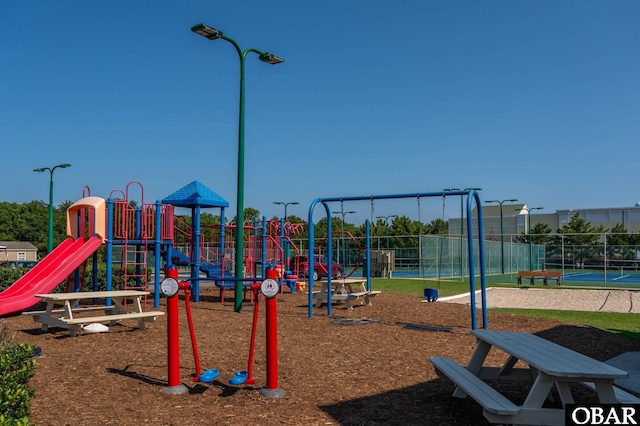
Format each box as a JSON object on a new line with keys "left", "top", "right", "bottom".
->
{"left": 562, "top": 269, "right": 640, "bottom": 288}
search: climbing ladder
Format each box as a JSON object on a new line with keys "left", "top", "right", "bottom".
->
{"left": 122, "top": 242, "right": 149, "bottom": 293}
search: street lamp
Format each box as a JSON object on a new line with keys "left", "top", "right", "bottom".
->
{"left": 333, "top": 210, "right": 355, "bottom": 267}
{"left": 518, "top": 206, "right": 543, "bottom": 271}
{"left": 443, "top": 188, "right": 462, "bottom": 278}
{"left": 34, "top": 163, "right": 71, "bottom": 253}
{"left": 273, "top": 201, "right": 298, "bottom": 222}
{"left": 375, "top": 215, "right": 397, "bottom": 250}
{"left": 192, "top": 23, "right": 284, "bottom": 313}
{"left": 444, "top": 187, "right": 481, "bottom": 278}
{"left": 486, "top": 198, "right": 518, "bottom": 274}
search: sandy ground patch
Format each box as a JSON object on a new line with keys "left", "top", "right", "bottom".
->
{"left": 442, "top": 287, "right": 640, "bottom": 313}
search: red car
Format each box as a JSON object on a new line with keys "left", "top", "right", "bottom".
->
{"left": 289, "top": 255, "right": 344, "bottom": 281}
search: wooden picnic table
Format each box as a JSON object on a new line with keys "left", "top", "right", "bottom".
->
{"left": 431, "top": 329, "right": 638, "bottom": 425}
{"left": 312, "top": 278, "right": 380, "bottom": 310}
{"left": 23, "top": 290, "right": 164, "bottom": 336}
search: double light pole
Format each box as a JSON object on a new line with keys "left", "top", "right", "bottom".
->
{"left": 443, "top": 187, "right": 481, "bottom": 277}
{"left": 485, "top": 198, "right": 518, "bottom": 274}
{"left": 34, "top": 163, "right": 71, "bottom": 253}
{"left": 273, "top": 201, "right": 298, "bottom": 222}
{"left": 375, "top": 215, "right": 397, "bottom": 250}
{"left": 519, "top": 206, "right": 543, "bottom": 271}
{"left": 192, "top": 23, "right": 283, "bottom": 312}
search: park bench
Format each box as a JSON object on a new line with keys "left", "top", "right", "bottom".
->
{"left": 431, "top": 357, "right": 520, "bottom": 417}
{"left": 517, "top": 270, "right": 562, "bottom": 286}
{"left": 24, "top": 290, "right": 164, "bottom": 336}
{"left": 312, "top": 278, "right": 380, "bottom": 310}
{"left": 431, "top": 330, "right": 633, "bottom": 425}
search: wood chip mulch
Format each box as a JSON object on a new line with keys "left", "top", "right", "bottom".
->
{"left": 2, "top": 288, "right": 639, "bottom": 426}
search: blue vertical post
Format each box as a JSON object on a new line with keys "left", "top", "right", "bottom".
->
{"left": 135, "top": 206, "right": 143, "bottom": 289}
{"left": 73, "top": 209, "right": 82, "bottom": 291}
{"left": 254, "top": 218, "right": 260, "bottom": 277}
{"left": 154, "top": 200, "right": 162, "bottom": 308}
{"left": 261, "top": 217, "right": 267, "bottom": 278}
{"left": 106, "top": 198, "right": 114, "bottom": 306}
{"left": 466, "top": 190, "right": 488, "bottom": 330}
{"left": 280, "top": 218, "right": 286, "bottom": 270}
{"left": 192, "top": 205, "right": 202, "bottom": 301}
{"left": 474, "top": 191, "right": 488, "bottom": 329}
{"left": 326, "top": 207, "right": 334, "bottom": 317}
{"left": 220, "top": 208, "right": 226, "bottom": 274}
{"left": 365, "top": 220, "right": 371, "bottom": 291}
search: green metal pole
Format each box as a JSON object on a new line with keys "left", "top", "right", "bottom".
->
{"left": 499, "top": 205, "right": 505, "bottom": 274}
{"left": 34, "top": 163, "right": 70, "bottom": 254}
{"left": 47, "top": 172, "right": 54, "bottom": 253}
{"left": 385, "top": 222, "right": 389, "bottom": 250}
{"left": 487, "top": 199, "right": 517, "bottom": 275}
{"left": 528, "top": 209, "right": 532, "bottom": 271}
{"left": 234, "top": 42, "right": 247, "bottom": 313}
{"left": 191, "top": 24, "right": 283, "bottom": 313}
{"left": 525, "top": 206, "right": 543, "bottom": 271}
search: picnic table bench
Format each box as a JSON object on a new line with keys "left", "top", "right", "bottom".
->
{"left": 430, "top": 330, "right": 638, "bottom": 425}
{"left": 312, "top": 278, "right": 380, "bottom": 310}
{"left": 23, "top": 290, "right": 164, "bottom": 336}
{"left": 517, "top": 270, "right": 562, "bottom": 286}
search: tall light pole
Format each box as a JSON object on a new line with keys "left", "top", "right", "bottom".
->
{"left": 443, "top": 188, "right": 462, "bottom": 278}
{"left": 486, "top": 198, "right": 518, "bottom": 274}
{"left": 273, "top": 201, "right": 298, "bottom": 222}
{"left": 519, "top": 206, "right": 543, "bottom": 271}
{"left": 192, "top": 23, "right": 283, "bottom": 312}
{"left": 333, "top": 210, "right": 355, "bottom": 267}
{"left": 444, "top": 187, "right": 481, "bottom": 278}
{"left": 34, "top": 163, "right": 71, "bottom": 253}
{"left": 375, "top": 215, "right": 397, "bottom": 250}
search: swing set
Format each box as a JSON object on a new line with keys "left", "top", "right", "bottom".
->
{"left": 306, "top": 189, "right": 490, "bottom": 330}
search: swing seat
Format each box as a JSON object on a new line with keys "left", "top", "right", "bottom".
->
{"left": 198, "top": 369, "right": 220, "bottom": 383}
{"left": 229, "top": 370, "right": 249, "bottom": 385}
{"left": 423, "top": 288, "right": 439, "bottom": 302}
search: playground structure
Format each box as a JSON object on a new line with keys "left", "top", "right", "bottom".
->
{"left": 306, "top": 189, "right": 489, "bottom": 329}
{"left": 0, "top": 180, "right": 304, "bottom": 316}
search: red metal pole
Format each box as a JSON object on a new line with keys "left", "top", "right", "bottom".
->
{"left": 260, "top": 267, "right": 285, "bottom": 397}
{"left": 166, "top": 267, "right": 180, "bottom": 387}
{"left": 265, "top": 292, "right": 278, "bottom": 389}
{"left": 244, "top": 285, "right": 261, "bottom": 385}
{"left": 182, "top": 283, "right": 202, "bottom": 382}
{"left": 163, "top": 267, "right": 187, "bottom": 394}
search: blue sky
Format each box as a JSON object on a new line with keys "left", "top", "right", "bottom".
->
{"left": 2, "top": 1, "right": 639, "bottom": 225}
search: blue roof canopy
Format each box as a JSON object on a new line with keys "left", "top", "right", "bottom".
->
{"left": 162, "top": 181, "right": 229, "bottom": 208}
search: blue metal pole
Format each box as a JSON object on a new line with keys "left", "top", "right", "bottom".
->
{"left": 106, "top": 198, "right": 114, "bottom": 306}
{"left": 192, "top": 205, "right": 201, "bottom": 302}
{"left": 154, "top": 200, "right": 162, "bottom": 308}
{"left": 365, "top": 220, "right": 371, "bottom": 291}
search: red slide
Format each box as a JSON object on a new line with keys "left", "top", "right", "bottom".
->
{"left": 0, "top": 236, "right": 102, "bottom": 316}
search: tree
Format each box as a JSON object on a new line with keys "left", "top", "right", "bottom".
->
{"left": 530, "top": 223, "right": 553, "bottom": 245}
{"left": 426, "top": 218, "right": 448, "bottom": 235}
{"left": 553, "top": 213, "right": 607, "bottom": 268}
{"left": 514, "top": 223, "right": 553, "bottom": 245}
{"left": 606, "top": 224, "right": 637, "bottom": 263}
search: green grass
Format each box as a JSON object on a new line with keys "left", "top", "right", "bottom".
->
{"left": 371, "top": 277, "right": 640, "bottom": 342}
{"left": 492, "top": 308, "right": 640, "bottom": 341}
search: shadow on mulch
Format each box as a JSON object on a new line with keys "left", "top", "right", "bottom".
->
{"left": 320, "top": 379, "right": 492, "bottom": 425}
{"left": 107, "top": 364, "right": 167, "bottom": 387}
